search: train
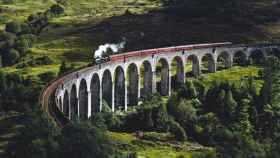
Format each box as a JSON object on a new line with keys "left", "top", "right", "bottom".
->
{"left": 91, "top": 42, "right": 232, "bottom": 65}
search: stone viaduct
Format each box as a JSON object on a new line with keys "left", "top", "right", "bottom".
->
{"left": 42, "top": 42, "right": 280, "bottom": 121}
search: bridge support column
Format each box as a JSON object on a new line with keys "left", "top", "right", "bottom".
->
{"left": 124, "top": 79, "right": 128, "bottom": 111}
{"left": 194, "top": 65, "right": 200, "bottom": 77}
{"left": 152, "top": 71, "right": 157, "bottom": 93}
{"left": 68, "top": 95, "right": 71, "bottom": 119}
{"left": 209, "top": 62, "right": 217, "bottom": 73}
{"left": 137, "top": 74, "right": 141, "bottom": 105}
{"left": 87, "top": 91, "right": 91, "bottom": 118}
{"left": 77, "top": 98, "right": 80, "bottom": 118}
{"left": 100, "top": 84, "right": 103, "bottom": 112}
{"left": 112, "top": 84, "right": 115, "bottom": 112}
{"left": 226, "top": 55, "right": 233, "bottom": 68}
{"left": 168, "top": 70, "right": 171, "bottom": 96}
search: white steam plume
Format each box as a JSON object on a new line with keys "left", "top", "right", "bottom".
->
{"left": 94, "top": 38, "right": 126, "bottom": 58}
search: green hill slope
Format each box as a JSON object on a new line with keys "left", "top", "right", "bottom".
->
{"left": 1, "top": 0, "right": 280, "bottom": 75}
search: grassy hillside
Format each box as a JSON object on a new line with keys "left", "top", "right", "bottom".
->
{"left": 1, "top": 0, "right": 280, "bottom": 77}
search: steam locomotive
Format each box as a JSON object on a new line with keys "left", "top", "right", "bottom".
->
{"left": 90, "top": 42, "right": 232, "bottom": 66}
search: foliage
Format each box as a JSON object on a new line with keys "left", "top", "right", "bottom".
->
{"left": 4, "top": 109, "right": 60, "bottom": 158}
{"left": 60, "top": 120, "right": 113, "bottom": 158}
{"left": 49, "top": 4, "right": 65, "bottom": 16}
{"left": 0, "top": 71, "right": 41, "bottom": 112}
{"left": 38, "top": 71, "right": 56, "bottom": 83}
{"left": 58, "top": 60, "right": 75, "bottom": 75}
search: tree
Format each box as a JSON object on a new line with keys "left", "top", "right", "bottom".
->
{"left": 49, "top": 4, "right": 64, "bottom": 16}
{"left": 232, "top": 98, "right": 253, "bottom": 136}
{"left": 5, "top": 21, "right": 22, "bottom": 34}
{"left": 4, "top": 109, "right": 60, "bottom": 158}
{"left": 223, "top": 90, "right": 237, "bottom": 122}
{"left": 257, "top": 57, "right": 280, "bottom": 138}
{"left": 15, "top": 38, "right": 30, "bottom": 54}
{"left": 60, "top": 121, "right": 113, "bottom": 158}
{"left": 7, "top": 48, "right": 20, "bottom": 64}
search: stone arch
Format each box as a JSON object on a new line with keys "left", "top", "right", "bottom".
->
{"left": 63, "top": 91, "right": 69, "bottom": 118}
{"left": 217, "top": 51, "right": 231, "bottom": 70}
{"left": 186, "top": 55, "right": 200, "bottom": 77}
{"left": 102, "top": 70, "right": 112, "bottom": 111}
{"left": 114, "top": 66, "right": 125, "bottom": 111}
{"left": 171, "top": 56, "right": 184, "bottom": 89}
{"left": 233, "top": 51, "right": 247, "bottom": 66}
{"left": 91, "top": 73, "right": 100, "bottom": 114}
{"left": 156, "top": 58, "right": 169, "bottom": 96}
{"left": 79, "top": 79, "right": 88, "bottom": 119}
{"left": 201, "top": 53, "right": 216, "bottom": 73}
{"left": 127, "top": 63, "right": 139, "bottom": 106}
{"left": 70, "top": 84, "right": 78, "bottom": 119}
{"left": 249, "top": 49, "right": 265, "bottom": 65}
{"left": 140, "top": 60, "right": 153, "bottom": 99}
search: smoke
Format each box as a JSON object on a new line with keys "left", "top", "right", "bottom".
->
{"left": 94, "top": 38, "right": 126, "bottom": 58}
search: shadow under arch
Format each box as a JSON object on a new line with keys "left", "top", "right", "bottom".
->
{"left": 140, "top": 60, "right": 153, "bottom": 100}
{"left": 102, "top": 69, "right": 112, "bottom": 111}
{"left": 63, "top": 91, "right": 69, "bottom": 118}
{"left": 91, "top": 73, "right": 100, "bottom": 113}
{"left": 268, "top": 48, "right": 280, "bottom": 58}
{"left": 217, "top": 51, "right": 231, "bottom": 70}
{"left": 186, "top": 54, "right": 200, "bottom": 77}
{"left": 127, "top": 63, "right": 139, "bottom": 106}
{"left": 201, "top": 53, "right": 216, "bottom": 73}
{"left": 249, "top": 49, "right": 265, "bottom": 65}
{"left": 70, "top": 84, "right": 78, "bottom": 119}
{"left": 171, "top": 56, "right": 184, "bottom": 90}
{"left": 114, "top": 66, "right": 125, "bottom": 111}
{"left": 233, "top": 51, "right": 247, "bottom": 66}
{"left": 156, "top": 58, "right": 169, "bottom": 96}
{"left": 79, "top": 79, "right": 88, "bottom": 119}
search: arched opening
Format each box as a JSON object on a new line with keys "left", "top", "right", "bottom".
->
{"left": 171, "top": 56, "right": 184, "bottom": 90}
{"left": 102, "top": 70, "right": 112, "bottom": 111}
{"left": 63, "top": 91, "right": 69, "bottom": 118}
{"left": 114, "top": 66, "right": 125, "bottom": 111}
{"left": 186, "top": 55, "right": 200, "bottom": 77}
{"left": 127, "top": 63, "right": 139, "bottom": 106}
{"left": 79, "top": 79, "right": 88, "bottom": 119}
{"left": 249, "top": 50, "right": 265, "bottom": 65}
{"left": 201, "top": 53, "right": 216, "bottom": 73}
{"left": 268, "top": 48, "right": 280, "bottom": 58}
{"left": 156, "top": 58, "right": 169, "bottom": 96}
{"left": 70, "top": 84, "right": 78, "bottom": 119}
{"left": 217, "top": 51, "right": 231, "bottom": 70}
{"left": 233, "top": 51, "right": 247, "bottom": 66}
{"left": 140, "top": 60, "right": 153, "bottom": 100}
{"left": 91, "top": 74, "right": 100, "bottom": 114}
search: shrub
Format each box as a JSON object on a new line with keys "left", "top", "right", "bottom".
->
{"left": 7, "top": 48, "right": 20, "bottom": 64}
{"left": 168, "top": 119, "right": 187, "bottom": 141}
{"left": 4, "top": 109, "right": 61, "bottom": 158}
{"left": 15, "top": 38, "right": 30, "bottom": 54}
{"left": 60, "top": 121, "right": 113, "bottom": 158}
{"left": 5, "top": 21, "right": 22, "bottom": 34}
{"left": 49, "top": 4, "right": 64, "bottom": 16}
{"left": 38, "top": 71, "right": 56, "bottom": 83}
{"left": 192, "top": 150, "right": 217, "bottom": 158}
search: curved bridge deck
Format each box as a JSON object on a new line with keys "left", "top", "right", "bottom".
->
{"left": 40, "top": 42, "right": 280, "bottom": 126}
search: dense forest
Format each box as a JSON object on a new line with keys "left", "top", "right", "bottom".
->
{"left": 1, "top": 0, "right": 280, "bottom": 157}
